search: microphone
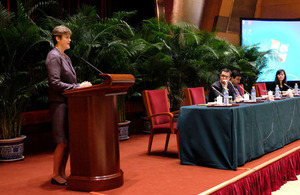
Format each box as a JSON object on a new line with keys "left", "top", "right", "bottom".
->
{"left": 74, "top": 53, "right": 104, "bottom": 74}
{"left": 225, "top": 80, "right": 236, "bottom": 91}
{"left": 284, "top": 83, "right": 293, "bottom": 90}
{"left": 79, "top": 57, "right": 103, "bottom": 74}
{"left": 228, "top": 81, "right": 237, "bottom": 91}
{"left": 239, "top": 85, "right": 250, "bottom": 95}
{"left": 228, "top": 81, "right": 233, "bottom": 86}
{"left": 211, "top": 86, "right": 224, "bottom": 97}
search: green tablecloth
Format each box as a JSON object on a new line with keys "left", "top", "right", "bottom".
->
{"left": 177, "top": 98, "right": 300, "bottom": 170}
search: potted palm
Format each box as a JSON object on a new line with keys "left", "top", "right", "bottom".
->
{"left": 0, "top": 3, "right": 49, "bottom": 161}
{"left": 117, "top": 95, "right": 130, "bottom": 140}
{"left": 0, "top": 72, "right": 30, "bottom": 161}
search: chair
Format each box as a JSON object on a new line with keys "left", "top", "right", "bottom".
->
{"left": 184, "top": 87, "right": 206, "bottom": 105}
{"left": 254, "top": 83, "right": 267, "bottom": 96}
{"left": 142, "top": 89, "right": 180, "bottom": 157}
{"left": 238, "top": 84, "right": 245, "bottom": 96}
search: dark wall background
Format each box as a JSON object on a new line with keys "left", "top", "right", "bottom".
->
{"left": 0, "top": 0, "right": 156, "bottom": 25}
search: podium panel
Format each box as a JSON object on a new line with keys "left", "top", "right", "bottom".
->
{"left": 63, "top": 74, "right": 135, "bottom": 191}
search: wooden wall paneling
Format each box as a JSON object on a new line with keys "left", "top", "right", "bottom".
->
{"left": 200, "top": 0, "right": 223, "bottom": 31}
{"left": 228, "top": 0, "right": 258, "bottom": 32}
{"left": 259, "top": 0, "right": 300, "bottom": 18}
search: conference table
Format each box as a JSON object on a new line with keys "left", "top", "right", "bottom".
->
{"left": 177, "top": 97, "right": 300, "bottom": 170}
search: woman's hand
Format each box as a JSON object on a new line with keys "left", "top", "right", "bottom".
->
{"left": 80, "top": 81, "right": 92, "bottom": 88}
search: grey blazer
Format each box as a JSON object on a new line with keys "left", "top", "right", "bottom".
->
{"left": 46, "top": 47, "right": 80, "bottom": 103}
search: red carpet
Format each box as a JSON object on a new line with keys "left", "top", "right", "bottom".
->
{"left": 0, "top": 134, "right": 299, "bottom": 195}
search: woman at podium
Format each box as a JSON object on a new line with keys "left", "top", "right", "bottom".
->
{"left": 46, "top": 25, "right": 91, "bottom": 185}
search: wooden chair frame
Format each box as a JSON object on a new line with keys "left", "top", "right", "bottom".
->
{"left": 142, "top": 89, "right": 180, "bottom": 157}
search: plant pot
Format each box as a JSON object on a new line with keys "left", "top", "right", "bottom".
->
{"left": 118, "top": 120, "right": 130, "bottom": 141}
{"left": 141, "top": 117, "right": 151, "bottom": 134}
{"left": 0, "top": 135, "right": 26, "bottom": 162}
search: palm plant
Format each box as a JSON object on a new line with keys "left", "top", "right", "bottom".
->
{"left": 0, "top": 3, "right": 49, "bottom": 139}
{"left": 27, "top": 2, "right": 270, "bottom": 118}
{"left": 234, "top": 45, "right": 271, "bottom": 92}
{"left": 41, "top": 7, "right": 142, "bottom": 123}
{"left": 42, "top": 6, "right": 138, "bottom": 83}
{"left": 135, "top": 19, "right": 220, "bottom": 110}
{"left": 134, "top": 18, "right": 271, "bottom": 109}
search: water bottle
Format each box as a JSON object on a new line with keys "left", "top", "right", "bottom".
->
{"left": 223, "top": 87, "right": 229, "bottom": 105}
{"left": 275, "top": 85, "right": 280, "bottom": 98}
{"left": 295, "top": 83, "right": 298, "bottom": 95}
{"left": 251, "top": 86, "right": 256, "bottom": 102}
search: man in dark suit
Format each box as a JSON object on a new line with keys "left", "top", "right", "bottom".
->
{"left": 230, "top": 70, "right": 243, "bottom": 98}
{"left": 208, "top": 68, "right": 236, "bottom": 102}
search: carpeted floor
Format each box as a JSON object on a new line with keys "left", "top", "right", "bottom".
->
{"left": 0, "top": 134, "right": 299, "bottom": 195}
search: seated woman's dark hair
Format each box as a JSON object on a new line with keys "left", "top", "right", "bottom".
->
{"left": 274, "top": 69, "right": 287, "bottom": 84}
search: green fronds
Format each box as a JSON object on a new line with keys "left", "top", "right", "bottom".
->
{"left": 0, "top": 3, "right": 270, "bottom": 128}
{"left": 27, "top": 0, "right": 58, "bottom": 17}
{"left": 113, "top": 11, "right": 137, "bottom": 21}
{"left": 0, "top": 2, "right": 14, "bottom": 28}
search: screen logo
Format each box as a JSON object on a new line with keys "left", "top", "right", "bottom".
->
{"left": 270, "top": 39, "right": 289, "bottom": 63}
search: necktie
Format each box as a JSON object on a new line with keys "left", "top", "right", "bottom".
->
{"left": 234, "top": 86, "right": 240, "bottom": 96}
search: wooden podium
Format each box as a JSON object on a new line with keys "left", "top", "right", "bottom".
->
{"left": 63, "top": 74, "right": 135, "bottom": 191}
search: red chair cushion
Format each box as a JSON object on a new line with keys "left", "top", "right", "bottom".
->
{"left": 147, "top": 89, "right": 170, "bottom": 125}
{"left": 189, "top": 87, "right": 206, "bottom": 105}
{"left": 238, "top": 84, "right": 245, "bottom": 96}
{"left": 257, "top": 83, "right": 267, "bottom": 96}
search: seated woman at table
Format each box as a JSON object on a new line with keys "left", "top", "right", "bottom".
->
{"left": 271, "top": 69, "right": 289, "bottom": 91}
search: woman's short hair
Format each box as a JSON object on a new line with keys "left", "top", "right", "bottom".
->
{"left": 52, "top": 25, "right": 72, "bottom": 45}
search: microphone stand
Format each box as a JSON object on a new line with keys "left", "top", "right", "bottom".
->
{"left": 79, "top": 57, "right": 103, "bottom": 74}
{"left": 74, "top": 53, "right": 104, "bottom": 74}
{"left": 239, "top": 85, "right": 250, "bottom": 95}
{"left": 284, "top": 83, "right": 293, "bottom": 90}
{"left": 228, "top": 81, "right": 240, "bottom": 96}
{"left": 211, "top": 86, "right": 224, "bottom": 97}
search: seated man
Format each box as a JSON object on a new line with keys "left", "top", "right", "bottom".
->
{"left": 230, "top": 70, "right": 243, "bottom": 100}
{"left": 208, "top": 68, "right": 235, "bottom": 102}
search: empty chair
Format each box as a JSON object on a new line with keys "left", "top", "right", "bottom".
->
{"left": 142, "top": 89, "right": 180, "bottom": 157}
{"left": 254, "top": 83, "right": 267, "bottom": 96}
{"left": 184, "top": 87, "right": 206, "bottom": 105}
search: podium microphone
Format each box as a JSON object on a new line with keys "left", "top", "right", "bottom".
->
{"left": 75, "top": 54, "right": 103, "bottom": 74}
{"left": 80, "top": 57, "right": 103, "bottom": 74}
{"left": 211, "top": 86, "right": 224, "bottom": 97}
{"left": 284, "top": 83, "right": 294, "bottom": 90}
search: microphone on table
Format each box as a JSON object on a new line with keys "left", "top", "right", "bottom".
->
{"left": 284, "top": 83, "right": 294, "bottom": 90}
{"left": 227, "top": 80, "right": 234, "bottom": 88}
{"left": 228, "top": 81, "right": 244, "bottom": 97}
{"left": 239, "top": 85, "right": 250, "bottom": 95}
{"left": 228, "top": 81, "right": 239, "bottom": 94}
{"left": 225, "top": 80, "right": 236, "bottom": 89}
{"left": 211, "top": 86, "right": 224, "bottom": 97}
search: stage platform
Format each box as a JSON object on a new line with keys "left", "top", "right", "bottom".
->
{"left": 0, "top": 134, "right": 299, "bottom": 195}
